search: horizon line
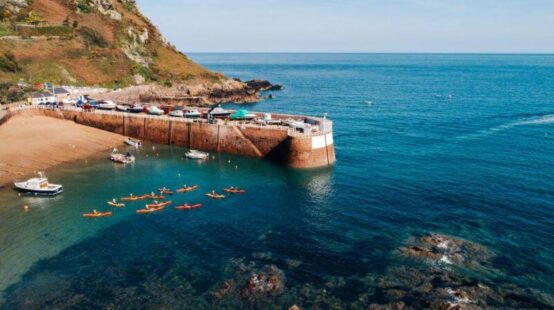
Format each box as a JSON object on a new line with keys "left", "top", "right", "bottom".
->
{"left": 185, "top": 51, "right": 554, "bottom": 55}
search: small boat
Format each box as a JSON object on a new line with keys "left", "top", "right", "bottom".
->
{"left": 230, "top": 109, "right": 256, "bottom": 121}
{"left": 83, "top": 211, "right": 113, "bottom": 218}
{"left": 158, "top": 188, "right": 174, "bottom": 195}
{"left": 145, "top": 194, "right": 165, "bottom": 200}
{"left": 184, "top": 109, "right": 201, "bottom": 119}
{"left": 125, "top": 138, "right": 142, "bottom": 148}
{"left": 97, "top": 100, "right": 117, "bottom": 110}
{"left": 175, "top": 203, "right": 202, "bottom": 210}
{"left": 176, "top": 185, "right": 198, "bottom": 193}
{"left": 116, "top": 104, "right": 129, "bottom": 112}
{"left": 130, "top": 105, "right": 144, "bottom": 113}
{"left": 136, "top": 207, "right": 164, "bottom": 214}
{"left": 169, "top": 110, "right": 184, "bottom": 117}
{"left": 185, "top": 150, "right": 208, "bottom": 160}
{"left": 120, "top": 195, "right": 140, "bottom": 201}
{"left": 208, "top": 105, "right": 231, "bottom": 119}
{"left": 147, "top": 106, "right": 164, "bottom": 116}
{"left": 206, "top": 192, "right": 225, "bottom": 200}
{"left": 107, "top": 200, "right": 125, "bottom": 208}
{"left": 14, "top": 172, "right": 63, "bottom": 196}
{"left": 224, "top": 187, "right": 246, "bottom": 194}
{"left": 110, "top": 150, "right": 135, "bottom": 164}
{"left": 146, "top": 201, "right": 172, "bottom": 209}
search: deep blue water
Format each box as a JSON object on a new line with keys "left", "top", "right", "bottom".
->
{"left": 1, "top": 54, "right": 554, "bottom": 308}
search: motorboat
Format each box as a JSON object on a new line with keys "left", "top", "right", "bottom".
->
{"left": 125, "top": 138, "right": 142, "bottom": 148}
{"left": 230, "top": 109, "right": 256, "bottom": 121}
{"left": 116, "top": 104, "right": 129, "bottom": 112}
{"left": 110, "top": 150, "right": 135, "bottom": 164}
{"left": 97, "top": 100, "right": 117, "bottom": 110}
{"left": 130, "top": 105, "right": 144, "bottom": 113}
{"left": 13, "top": 172, "right": 63, "bottom": 196}
{"left": 185, "top": 150, "right": 208, "bottom": 160}
{"left": 184, "top": 109, "right": 201, "bottom": 119}
{"left": 169, "top": 110, "right": 184, "bottom": 117}
{"left": 208, "top": 105, "right": 231, "bottom": 119}
{"left": 147, "top": 106, "right": 164, "bottom": 115}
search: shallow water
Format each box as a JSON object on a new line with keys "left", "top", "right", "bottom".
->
{"left": 1, "top": 54, "right": 554, "bottom": 308}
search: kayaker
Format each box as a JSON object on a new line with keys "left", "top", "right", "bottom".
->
{"left": 93, "top": 209, "right": 98, "bottom": 214}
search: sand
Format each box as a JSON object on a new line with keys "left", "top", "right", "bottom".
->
{"left": 0, "top": 114, "right": 124, "bottom": 186}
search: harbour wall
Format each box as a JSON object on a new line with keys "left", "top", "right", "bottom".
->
{"left": 7, "top": 107, "right": 336, "bottom": 169}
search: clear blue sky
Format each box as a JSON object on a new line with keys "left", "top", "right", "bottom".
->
{"left": 136, "top": 0, "right": 554, "bottom": 53}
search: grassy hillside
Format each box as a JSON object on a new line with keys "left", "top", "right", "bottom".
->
{"left": 0, "top": 0, "right": 222, "bottom": 88}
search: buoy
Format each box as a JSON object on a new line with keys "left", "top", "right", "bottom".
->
{"left": 228, "top": 160, "right": 231, "bottom": 164}
{"left": 23, "top": 205, "right": 29, "bottom": 212}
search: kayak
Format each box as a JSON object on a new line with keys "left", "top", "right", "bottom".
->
{"left": 83, "top": 211, "right": 112, "bottom": 218}
{"left": 136, "top": 207, "right": 164, "bottom": 214}
{"left": 107, "top": 201, "right": 125, "bottom": 208}
{"left": 176, "top": 185, "right": 198, "bottom": 193}
{"left": 224, "top": 188, "right": 246, "bottom": 194}
{"left": 146, "top": 201, "right": 172, "bottom": 209}
{"left": 120, "top": 196, "right": 140, "bottom": 202}
{"left": 206, "top": 193, "right": 225, "bottom": 200}
{"left": 147, "top": 195, "right": 166, "bottom": 200}
{"left": 158, "top": 188, "right": 174, "bottom": 195}
{"left": 175, "top": 203, "right": 202, "bottom": 210}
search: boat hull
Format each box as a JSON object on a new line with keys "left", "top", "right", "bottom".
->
{"left": 14, "top": 186, "right": 63, "bottom": 196}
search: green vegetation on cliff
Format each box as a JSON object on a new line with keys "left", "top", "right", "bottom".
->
{"left": 0, "top": 0, "right": 221, "bottom": 88}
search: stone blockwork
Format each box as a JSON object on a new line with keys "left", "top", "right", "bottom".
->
{"left": 6, "top": 108, "right": 336, "bottom": 169}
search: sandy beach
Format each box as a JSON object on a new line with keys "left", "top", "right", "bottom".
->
{"left": 0, "top": 114, "right": 124, "bottom": 187}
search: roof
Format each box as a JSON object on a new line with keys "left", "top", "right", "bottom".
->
{"left": 32, "top": 92, "right": 54, "bottom": 99}
{"left": 52, "top": 87, "right": 69, "bottom": 94}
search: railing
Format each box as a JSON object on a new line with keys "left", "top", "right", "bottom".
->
{"left": 8, "top": 105, "right": 333, "bottom": 138}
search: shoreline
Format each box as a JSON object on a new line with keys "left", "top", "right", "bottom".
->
{"left": 0, "top": 114, "right": 124, "bottom": 187}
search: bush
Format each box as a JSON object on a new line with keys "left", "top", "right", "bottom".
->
{"left": 79, "top": 26, "right": 108, "bottom": 48}
{"left": 76, "top": 0, "right": 93, "bottom": 13}
{"left": 0, "top": 83, "right": 32, "bottom": 104}
{"left": 0, "top": 52, "right": 20, "bottom": 73}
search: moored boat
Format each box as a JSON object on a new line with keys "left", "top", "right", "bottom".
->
{"left": 184, "top": 109, "right": 201, "bottom": 119}
{"left": 116, "top": 104, "right": 129, "bottom": 112}
{"left": 83, "top": 210, "right": 112, "bottom": 218}
{"left": 208, "top": 105, "right": 231, "bottom": 119}
{"left": 185, "top": 150, "right": 208, "bottom": 160}
{"left": 110, "top": 150, "right": 135, "bottom": 164}
{"left": 176, "top": 185, "right": 198, "bottom": 193}
{"left": 175, "top": 203, "right": 202, "bottom": 210}
{"left": 97, "top": 100, "right": 117, "bottom": 110}
{"left": 130, "top": 104, "right": 144, "bottom": 113}
{"left": 125, "top": 138, "right": 142, "bottom": 147}
{"left": 13, "top": 172, "right": 63, "bottom": 196}
{"left": 147, "top": 106, "right": 164, "bottom": 115}
{"left": 169, "top": 110, "right": 184, "bottom": 117}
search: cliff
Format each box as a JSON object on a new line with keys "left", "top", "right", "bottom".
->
{"left": 0, "top": 0, "right": 275, "bottom": 104}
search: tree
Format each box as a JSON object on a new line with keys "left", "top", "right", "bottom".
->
{"left": 25, "top": 11, "right": 44, "bottom": 26}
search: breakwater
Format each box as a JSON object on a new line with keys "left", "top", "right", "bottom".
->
{"left": 6, "top": 106, "right": 335, "bottom": 168}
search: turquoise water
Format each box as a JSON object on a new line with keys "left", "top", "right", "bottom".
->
{"left": 1, "top": 54, "right": 554, "bottom": 308}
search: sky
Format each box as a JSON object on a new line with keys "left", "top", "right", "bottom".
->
{"left": 136, "top": 0, "right": 554, "bottom": 53}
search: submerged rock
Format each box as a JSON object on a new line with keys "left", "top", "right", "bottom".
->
{"left": 399, "top": 233, "right": 491, "bottom": 269}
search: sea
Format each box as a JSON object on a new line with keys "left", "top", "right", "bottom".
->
{"left": 0, "top": 54, "right": 553, "bottom": 309}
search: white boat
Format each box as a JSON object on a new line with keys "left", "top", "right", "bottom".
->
{"left": 125, "top": 138, "right": 142, "bottom": 147}
{"left": 97, "top": 100, "right": 117, "bottom": 110}
{"left": 116, "top": 104, "right": 129, "bottom": 112}
{"left": 130, "top": 105, "right": 144, "bottom": 113}
{"left": 110, "top": 149, "right": 135, "bottom": 164}
{"left": 169, "top": 110, "right": 184, "bottom": 117}
{"left": 184, "top": 109, "right": 201, "bottom": 119}
{"left": 185, "top": 150, "right": 208, "bottom": 160}
{"left": 147, "top": 106, "right": 164, "bottom": 116}
{"left": 14, "top": 172, "right": 63, "bottom": 196}
{"left": 209, "top": 105, "right": 231, "bottom": 118}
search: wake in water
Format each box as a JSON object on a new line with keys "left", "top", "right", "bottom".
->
{"left": 455, "top": 114, "right": 554, "bottom": 142}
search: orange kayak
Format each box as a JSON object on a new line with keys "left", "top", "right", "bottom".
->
{"left": 83, "top": 211, "right": 112, "bottom": 218}
{"left": 206, "top": 193, "right": 225, "bottom": 200}
{"left": 175, "top": 203, "right": 202, "bottom": 210}
{"left": 224, "top": 188, "right": 246, "bottom": 194}
{"left": 146, "top": 201, "right": 172, "bottom": 209}
{"left": 158, "top": 189, "right": 174, "bottom": 195}
{"left": 147, "top": 195, "right": 165, "bottom": 200}
{"left": 136, "top": 207, "right": 164, "bottom": 214}
{"left": 176, "top": 185, "right": 198, "bottom": 193}
{"left": 121, "top": 196, "right": 140, "bottom": 202}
